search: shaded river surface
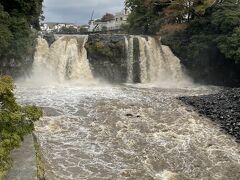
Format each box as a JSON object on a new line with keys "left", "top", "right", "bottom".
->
{"left": 15, "top": 83, "right": 240, "bottom": 180}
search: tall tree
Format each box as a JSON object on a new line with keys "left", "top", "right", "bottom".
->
{"left": 125, "top": 0, "right": 169, "bottom": 34}
{"left": 0, "top": 0, "right": 43, "bottom": 61}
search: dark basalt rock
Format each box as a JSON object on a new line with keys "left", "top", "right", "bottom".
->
{"left": 86, "top": 34, "right": 128, "bottom": 83}
{"left": 126, "top": 113, "right": 134, "bottom": 117}
{"left": 86, "top": 34, "right": 144, "bottom": 83}
{"left": 179, "top": 88, "right": 240, "bottom": 142}
{"left": 0, "top": 56, "right": 33, "bottom": 78}
{"left": 132, "top": 37, "right": 141, "bottom": 83}
{"left": 43, "top": 33, "right": 56, "bottom": 46}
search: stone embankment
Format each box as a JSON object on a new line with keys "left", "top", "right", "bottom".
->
{"left": 5, "top": 135, "right": 37, "bottom": 180}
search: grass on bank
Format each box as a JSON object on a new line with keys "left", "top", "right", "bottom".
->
{"left": 33, "top": 134, "right": 45, "bottom": 180}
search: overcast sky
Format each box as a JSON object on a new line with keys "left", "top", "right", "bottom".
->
{"left": 43, "top": 0, "right": 124, "bottom": 24}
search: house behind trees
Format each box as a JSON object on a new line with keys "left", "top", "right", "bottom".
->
{"left": 89, "top": 9, "right": 130, "bottom": 32}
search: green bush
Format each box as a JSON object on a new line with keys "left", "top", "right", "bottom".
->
{"left": 0, "top": 76, "right": 42, "bottom": 179}
{"left": 0, "top": 0, "right": 43, "bottom": 67}
{"left": 88, "top": 42, "right": 113, "bottom": 58}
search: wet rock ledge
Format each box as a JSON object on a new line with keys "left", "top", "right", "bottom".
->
{"left": 86, "top": 34, "right": 128, "bottom": 83}
{"left": 179, "top": 88, "right": 240, "bottom": 142}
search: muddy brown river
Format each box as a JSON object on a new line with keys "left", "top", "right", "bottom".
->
{"left": 15, "top": 84, "right": 240, "bottom": 180}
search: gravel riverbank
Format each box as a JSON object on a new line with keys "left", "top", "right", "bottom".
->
{"left": 179, "top": 88, "right": 240, "bottom": 142}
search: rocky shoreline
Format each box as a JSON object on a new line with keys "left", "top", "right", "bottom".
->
{"left": 179, "top": 88, "right": 240, "bottom": 142}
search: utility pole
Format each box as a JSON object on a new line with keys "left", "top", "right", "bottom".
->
{"left": 90, "top": 10, "right": 94, "bottom": 22}
{"left": 88, "top": 10, "right": 95, "bottom": 32}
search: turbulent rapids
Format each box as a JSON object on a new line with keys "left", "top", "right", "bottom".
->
{"left": 15, "top": 35, "right": 240, "bottom": 179}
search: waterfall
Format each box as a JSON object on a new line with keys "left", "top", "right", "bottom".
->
{"left": 137, "top": 36, "right": 149, "bottom": 83}
{"left": 125, "top": 36, "right": 189, "bottom": 86}
{"left": 125, "top": 36, "right": 134, "bottom": 83}
{"left": 32, "top": 34, "right": 189, "bottom": 86}
{"left": 32, "top": 35, "right": 94, "bottom": 83}
{"left": 32, "top": 37, "right": 52, "bottom": 82}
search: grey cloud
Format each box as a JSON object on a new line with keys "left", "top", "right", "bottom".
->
{"left": 43, "top": 0, "right": 124, "bottom": 24}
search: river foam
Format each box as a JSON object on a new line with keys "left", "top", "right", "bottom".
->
{"left": 15, "top": 84, "right": 240, "bottom": 179}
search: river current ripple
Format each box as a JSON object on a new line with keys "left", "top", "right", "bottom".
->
{"left": 15, "top": 84, "right": 240, "bottom": 180}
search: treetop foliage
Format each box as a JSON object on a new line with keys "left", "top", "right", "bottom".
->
{"left": 0, "top": 0, "right": 43, "bottom": 61}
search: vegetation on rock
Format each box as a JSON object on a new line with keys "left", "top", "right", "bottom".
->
{"left": 87, "top": 41, "right": 113, "bottom": 58}
{"left": 34, "top": 137, "right": 45, "bottom": 180}
{"left": 57, "top": 26, "right": 79, "bottom": 34}
{"left": 0, "top": 76, "right": 42, "bottom": 179}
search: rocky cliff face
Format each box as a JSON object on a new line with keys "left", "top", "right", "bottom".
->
{"left": 0, "top": 55, "right": 34, "bottom": 78}
{"left": 86, "top": 34, "right": 128, "bottom": 83}
{"left": 86, "top": 34, "right": 187, "bottom": 85}
{"left": 0, "top": 33, "right": 56, "bottom": 79}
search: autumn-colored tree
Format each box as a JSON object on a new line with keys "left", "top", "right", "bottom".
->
{"left": 126, "top": 0, "right": 216, "bottom": 34}
{"left": 126, "top": 0, "right": 168, "bottom": 34}
{"left": 101, "top": 13, "right": 115, "bottom": 22}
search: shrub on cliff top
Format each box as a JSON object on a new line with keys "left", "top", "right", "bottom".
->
{"left": 87, "top": 42, "right": 113, "bottom": 58}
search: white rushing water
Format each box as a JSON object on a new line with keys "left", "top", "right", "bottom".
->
{"left": 124, "top": 36, "right": 190, "bottom": 87}
{"left": 125, "top": 36, "right": 134, "bottom": 83}
{"left": 32, "top": 36, "right": 94, "bottom": 84}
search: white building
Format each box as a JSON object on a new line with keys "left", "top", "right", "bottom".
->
{"left": 40, "top": 23, "right": 79, "bottom": 33}
{"left": 89, "top": 9, "right": 130, "bottom": 32}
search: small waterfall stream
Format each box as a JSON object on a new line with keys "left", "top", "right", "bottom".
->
{"left": 124, "top": 36, "right": 188, "bottom": 85}
{"left": 125, "top": 36, "right": 134, "bottom": 83}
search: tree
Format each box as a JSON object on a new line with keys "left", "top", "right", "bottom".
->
{"left": 0, "top": 5, "right": 12, "bottom": 56}
{"left": 101, "top": 13, "right": 114, "bottom": 22}
{"left": 125, "top": 0, "right": 216, "bottom": 34}
{"left": 212, "top": 0, "right": 240, "bottom": 63}
{"left": 126, "top": 0, "right": 240, "bottom": 85}
{"left": 0, "top": 0, "right": 44, "bottom": 29}
{"left": 58, "top": 26, "right": 78, "bottom": 34}
{"left": 126, "top": 0, "right": 169, "bottom": 34}
{"left": 0, "top": 0, "right": 43, "bottom": 66}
